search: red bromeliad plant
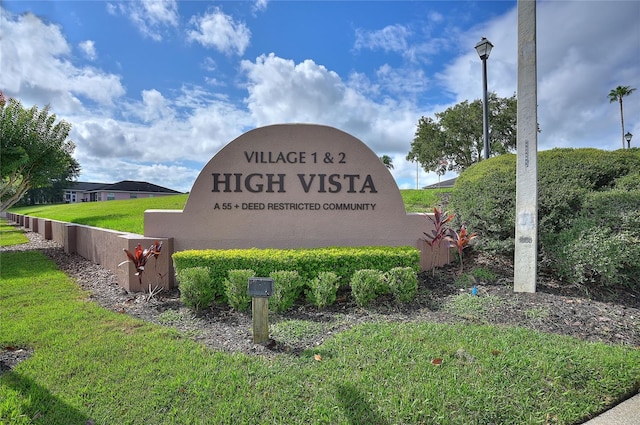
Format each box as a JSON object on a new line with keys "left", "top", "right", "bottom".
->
{"left": 423, "top": 207, "right": 479, "bottom": 275}
{"left": 423, "top": 207, "right": 455, "bottom": 274}
{"left": 119, "top": 241, "right": 163, "bottom": 292}
{"left": 450, "top": 225, "right": 477, "bottom": 273}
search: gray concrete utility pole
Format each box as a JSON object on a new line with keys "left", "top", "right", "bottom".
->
{"left": 514, "top": 0, "right": 538, "bottom": 293}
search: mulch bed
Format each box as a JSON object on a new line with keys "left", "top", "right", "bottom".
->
{"left": 2, "top": 230, "right": 639, "bottom": 372}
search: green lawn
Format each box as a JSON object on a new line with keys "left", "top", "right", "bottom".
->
{"left": 2, "top": 249, "right": 639, "bottom": 424}
{"left": 0, "top": 221, "right": 29, "bottom": 246}
{"left": 9, "top": 194, "right": 189, "bottom": 235}
{"left": 401, "top": 188, "right": 449, "bottom": 212}
{"left": 8, "top": 190, "right": 445, "bottom": 234}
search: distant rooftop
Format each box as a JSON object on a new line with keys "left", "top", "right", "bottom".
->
{"left": 423, "top": 177, "right": 457, "bottom": 189}
{"left": 67, "top": 180, "right": 181, "bottom": 194}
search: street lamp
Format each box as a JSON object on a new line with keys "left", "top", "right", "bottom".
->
{"left": 475, "top": 37, "right": 494, "bottom": 160}
{"left": 625, "top": 131, "right": 633, "bottom": 148}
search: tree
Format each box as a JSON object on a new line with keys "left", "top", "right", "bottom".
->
{"left": 608, "top": 85, "right": 636, "bottom": 149}
{"left": 1, "top": 94, "right": 80, "bottom": 211}
{"left": 379, "top": 155, "right": 394, "bottom": 169}
{"left": 407, "top": 93, "right": 517, "bottom": 174}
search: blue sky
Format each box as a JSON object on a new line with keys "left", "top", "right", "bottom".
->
{"left": 2, "top": 1, "right": 639, "bottom": 193}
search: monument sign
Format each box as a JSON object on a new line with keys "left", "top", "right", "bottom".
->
{"left": 145, "top": 124, "right": 436, "bottom": 269}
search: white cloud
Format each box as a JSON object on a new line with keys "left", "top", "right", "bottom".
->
{"left": 375, "top": 64, "right": 429, "bottom": 97}
{"left": 240, "top": 53, "right": 418, "bottom": 157}
{"left": 78, "top": 40, "right": 97, "bottom": 60}
{"left": 354, "top": 24, "right": 411, "bottom": 54}
{"left": 124, "top": 89, "right": 175, "bottom": 123}
{"left": 108, "top": 0, "right": 179, "bottom": 41}
{"left": 253, "top": 0, "right": 269, "bottom": 13}
{"left": 435, "top": 0, "right": 639, "bottom": 155}
{"left": 187, "top": 8, "right": 251, "bottom": 56}
{"left": 428, "top": 11, "right": 443, "bottom": 23}
{"left": 4, "top": 1, "right": 638, "bottom": 194}
{"left": 241, "top": 54, "right": 344, "bottom": 125}
{"left": 0, "top": 9, "right": 125, "bottom": 112}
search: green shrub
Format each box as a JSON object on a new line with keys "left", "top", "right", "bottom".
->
{"left": 173, "top": 246, "right": 420, "bottom": 289}
{"left": 385, "top": 267, "right": 418, "bottom": 303}
{"left": 614, "top": 171, "right": 640, "bottom": 191}
{"left": 268, "top": 270, "right": 304, "bottom": 312}
{"left": 224, "top": 269, "right": 254, "bottom": 312}
{"left": 549, "top": 208, "right": 640, "bottom": 288}
{"left": 450, "top": 148, "right": 640, "bottom": 257}
{"left": 559, "top": 224, "right": 640, "bottom": 288}
{"left": 448, "top": 154, "right": 516, "bottom": 253}
{"left": 544, "top": 190, "right": 640, "bottom": 288}
{"left": 177, "top": 267, "right": 215, "bottom": 313}
{"left": 580, "top": 190, "right": 640, "bottom": 230}
{"left": 307, "top": 271, "right": 340, "bottom": 308}
{"left": 536, "top": 149, "right": 637, "bottom": 234}
{"left": 350, "top": 269, "right": 388, "bottom": 307}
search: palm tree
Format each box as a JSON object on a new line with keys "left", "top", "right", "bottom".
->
{"left": 379, "top": 155, "right": 394, "bottom": 169}
{"left": 608, "top": 85, "right": 636, "bottom": 149}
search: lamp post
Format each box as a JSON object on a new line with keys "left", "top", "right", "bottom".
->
{"left": 475, "top": 37, "right": 493, "bottom": 160}
{"left": 625, "top": 131, "right": 633, "bottom": 149}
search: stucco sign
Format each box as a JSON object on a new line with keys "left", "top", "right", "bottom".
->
{"left": 145, "top": 124, "right": 431, "bottom": 266}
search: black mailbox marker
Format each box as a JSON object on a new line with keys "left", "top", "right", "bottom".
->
{"left": 248, "top": 278, "right": 274, "bottom": 344}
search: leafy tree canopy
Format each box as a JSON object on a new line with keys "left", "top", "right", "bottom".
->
{"left": 407, "top": 93, "right": 517, "bottom": 174}
{"left": 379, "top": 155, "right": 394, "bottom": 169}
{"left": 1, "top": 94, "right": 80, "bottom": 211}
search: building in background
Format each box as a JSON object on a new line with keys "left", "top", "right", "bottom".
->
{"left": 64, "top": 181, "right": 182, "bottom": 203}
{"left": 423, "top": 177, "right": 457, "bottom": 190}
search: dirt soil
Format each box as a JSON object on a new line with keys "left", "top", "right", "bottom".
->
{"left": 2, "top": 230, "right": 639, "bottom": 371}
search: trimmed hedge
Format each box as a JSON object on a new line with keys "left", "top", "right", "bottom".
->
{"left": 449, "top": 148, "right": 640, "bottom": 252}
{"left": 546, "top": 191, "right": 640, "bottom": 288}
{"left": 449, "top": 147, "right": 640, "bottom": 288}
{"left": 448, "top": 154, "right": 516, "bottom": 252}
{"left": 172, "top": 246, "right": 420, "bottom": 302}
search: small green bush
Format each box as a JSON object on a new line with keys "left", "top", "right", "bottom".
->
{"left": 224, "top": 269, "right": 254, "bottom": 312}
{"left": 269, "top": 270, "right": 304, "bottom": 312}
{"left": 385, "top": 267, "right": 418, "bottom": 303}
{"left": 307, "top": 271, "right": 340, "bottom": 308}
{"left": 350, "top": 269, "right": 387, "bottom": 307}
{"left": 177, "top": 267, "right": 215, "bottom": 313}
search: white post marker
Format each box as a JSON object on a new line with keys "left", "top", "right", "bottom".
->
{"left": 514, "top": 0, "right": 538, "bottom": 293}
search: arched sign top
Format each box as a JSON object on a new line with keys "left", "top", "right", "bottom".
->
{"left": 145, "top": 123, "right": 430, "bottom": 258}
{"left": 184, "top": 124, "right": 406, "bottom": 215}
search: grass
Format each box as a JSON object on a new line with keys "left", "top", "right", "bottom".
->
{"left": 9, "top": 194, "right": 189, "bottom": 234}
{"left": 401, "top": 188, "right": 450, "bottom": 213}
{"left": 443, "top": 293, "right": 507, "bottom": 321}
{"left": 2, "top": 250, "right": 640, "bottom": 424}
{"left": 9, "top": 190, "right": 445, "bottom": 234}
{"left": 0, "top": 221, "right": 29, "bottom": 246}
{"left": 270, "top": 315, "right": 352, "bottom": 345}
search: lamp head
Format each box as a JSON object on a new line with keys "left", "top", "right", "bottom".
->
{"left": 475, "top": 37, "right": 494, "bottom": 60}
